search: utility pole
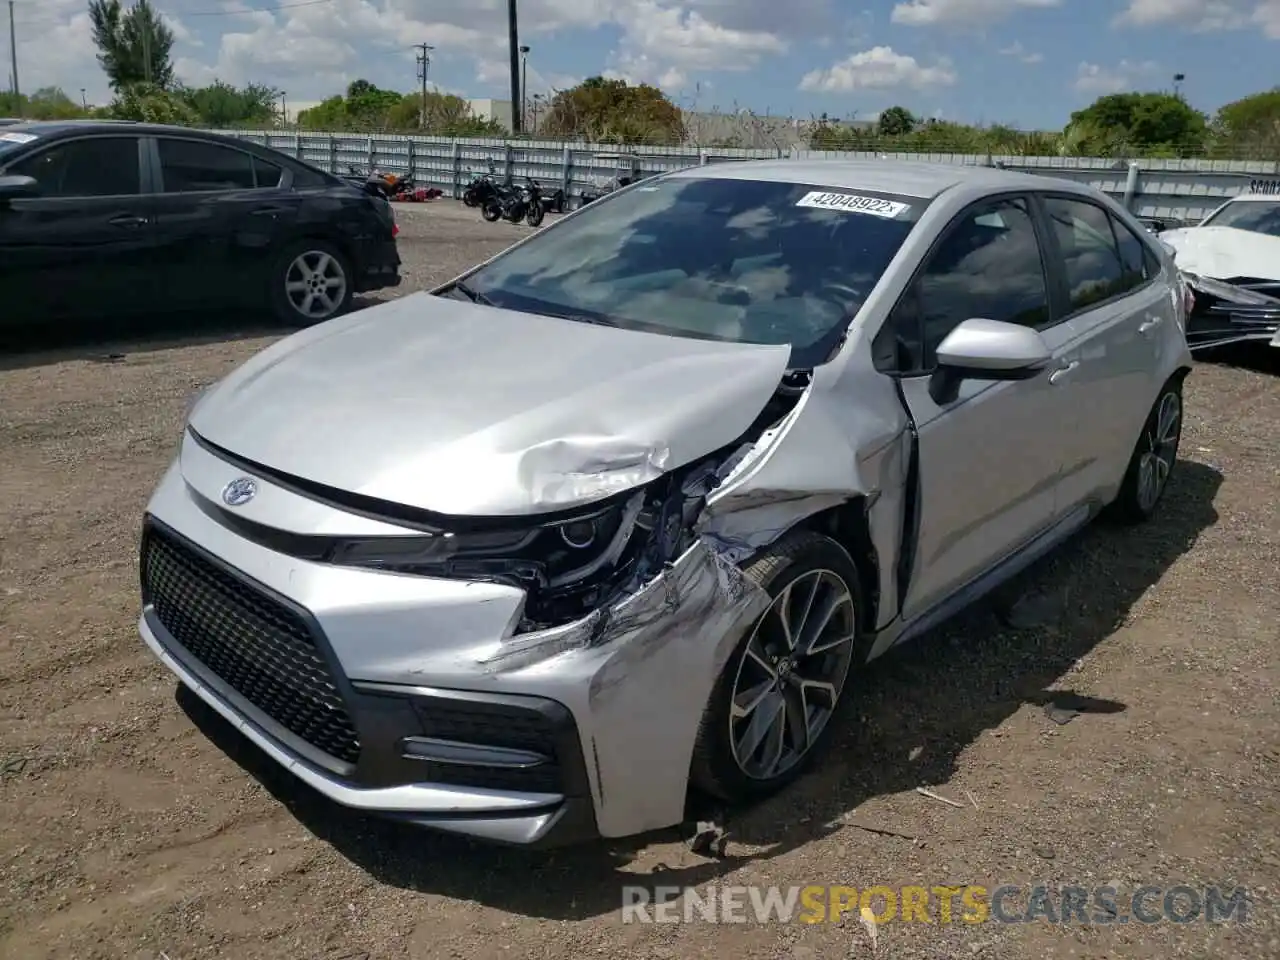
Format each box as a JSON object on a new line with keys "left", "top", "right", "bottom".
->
{"left": 7, "top": 0, "right": 20, "bottom": 115}
{"left": 507, "top": 0, "right": 521, "bottom": 134}
{"left": 414, "top": 43, "right": 433, "bottom": 129}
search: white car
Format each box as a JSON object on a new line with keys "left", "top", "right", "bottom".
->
{"left": 1160, "top": 188, "right": 1280, "bottom": 350}
{"left": 138, "top": 159, "right": 1194, "bottom": 847}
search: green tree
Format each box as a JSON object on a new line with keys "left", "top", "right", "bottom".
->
{"left": 877, "top": 105, "right": 916, "bottom": 137}
{"left": 102, "top": 82, "right": 198, "bottom": 123}
{"left": 1066, "top": 92, "right": 1208, "bottom": 156}
{"left": 540, "top": 77, "right": 684, "bottom": 144}
{"left": 182, "top": 81, "right": 280, "bottom": 128}
{"left": 88, "top": 0, "right": 176, "bottom": 90}
{"left": 1211, "top": 88, "right": 1280, "bottom": 159}
{"left": 0, "top": 88, "right": 89, "bottom": 120}
{"left": 297, "top": 79, "right": 404, "bottom": 131}
{"left": 386, "top": 91, "right": 505, "bottom": 135}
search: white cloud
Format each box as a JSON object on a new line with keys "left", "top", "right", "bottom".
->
{"left": 799, "top": 46, "right": 957, "bottom": 92}
{"left": 1254, "top": 0, "right": 1280, "bottom": 35}
{"left": 1113, "top": 0, "right": 1248, "bottom": 31}
{"left": 1073, "top": 59, "right": 1160, "bottom": 95}
{"left": 891, "top": 0, "right": 1059, "bottom": 27}
{"left": 998, "top": 41, "right": 1042, "bottom": 62}
{"left": 7, "top": 0, "right": 795, "bottom": 104}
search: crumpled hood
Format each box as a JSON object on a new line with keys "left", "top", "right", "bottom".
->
{"left": 189, "top": 292, "right": 791, "bottom": 516}
{"left": 1161, "top": 225, "right": 1280, "bottom": 283}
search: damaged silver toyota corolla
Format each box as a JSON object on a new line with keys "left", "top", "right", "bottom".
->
{"left": 138, "top": 159, "right": 1194, "bottom": 847}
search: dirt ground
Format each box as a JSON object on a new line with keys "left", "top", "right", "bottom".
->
{"left": 1, "top": 202, "right": 1278, "bottom": 960}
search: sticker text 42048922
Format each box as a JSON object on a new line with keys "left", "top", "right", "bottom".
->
{"left": 795, "top": 191, "right": 909, "bottom": 219}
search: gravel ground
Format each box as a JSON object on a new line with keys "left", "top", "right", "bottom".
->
{"left": 1, "top": 201, "right": 1278, "bottom": 960}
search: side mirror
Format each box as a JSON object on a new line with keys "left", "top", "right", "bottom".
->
{"left": 0, "top": 174, "right": 37, "bottom": 201}
{"left": 930, "top": 318, "right": 1051, "bottom": 404}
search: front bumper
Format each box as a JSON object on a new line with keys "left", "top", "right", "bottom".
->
{"left": 137, "top": 446, "right": 767, "bottom": 845}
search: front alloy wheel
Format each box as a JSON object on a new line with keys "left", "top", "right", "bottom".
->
{"left": 729, "top": 569, "right": 857, "bottom": 781}
{"left": 691, "top": 531, "right": 866, "bottom": 802}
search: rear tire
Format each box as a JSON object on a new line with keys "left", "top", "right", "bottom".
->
{"left": 1104, "top": 376, "right": 1184, "bottom": 525}
{"left": 268, "top": 239, "right": 353, "bottom": 328}
{"left": 689, "top": 532, "right": 867, "bottom": 803}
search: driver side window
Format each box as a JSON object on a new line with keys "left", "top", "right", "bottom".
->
{"left": 890, "top": 197, "right": 1051, "bottom": 372}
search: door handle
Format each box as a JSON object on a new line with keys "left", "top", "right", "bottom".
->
{"left": 108, "top": 214, "right": 148, "bottom": 228}
{"left": 1139, "top": 315, "right": 1164, "bottom": 334}
{"left": 1048, "top": 360, "right": 1079, "bottom": 385}
{"left": 249, "top": 205, "right": 289, "bottom": 217}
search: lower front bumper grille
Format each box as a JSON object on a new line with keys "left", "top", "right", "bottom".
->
{"left": 140, "top": 521, "right": 362, "bottom": 767}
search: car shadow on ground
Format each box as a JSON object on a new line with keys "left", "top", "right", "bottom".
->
{"left": 0, "top": 297, "right": 386, "bottom": 373}
{"left": 1194, "top": 342, "right": 1280, "bottom": 376}
{"left": 177, "top": 459, "right": 1222, "bottom": 921}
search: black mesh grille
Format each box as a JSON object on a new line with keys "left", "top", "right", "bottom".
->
{"left": 412, "top": 699, "right": 565, "bottom": 793}
{"left": 141, "top": 524, "right": 361, "bottom": 766}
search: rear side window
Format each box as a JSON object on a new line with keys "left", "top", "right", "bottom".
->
{"left": 158, "top": 139, "right": 259, "bottom": 192}
{"left": 1110, "top": 213, "right": 1154, "bottom": 289}
{"left": 1043, "top": 197, "right": 1128, "bottom": 310}
{"left": 8, "top": 137, "right": 140, "bottom": 197}
{"left": 254, "top": 156, "right": 283, "bottom": 188}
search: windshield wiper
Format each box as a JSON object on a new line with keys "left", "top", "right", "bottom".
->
{"left": 451, "top": 280, "right": 493, "bottom": 305}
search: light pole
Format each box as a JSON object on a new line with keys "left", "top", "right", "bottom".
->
{"left": 279, "top": 91, "right": 287, "bottom": 125}
{"left": 519, "top": 45, "right": 530, "bottom": 133}
{"left": 507, "top": 0, "right": 521, "bottom": 134}
{"left": 1173, "top": 73, "right": 1185, "bottom": 99}
{"left": 80, "top": 88, "right": 87, "bottom": 110}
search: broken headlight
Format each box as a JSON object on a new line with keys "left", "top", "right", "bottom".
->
{"left": 328, "top": 494, "right": 645, "bottom": 598}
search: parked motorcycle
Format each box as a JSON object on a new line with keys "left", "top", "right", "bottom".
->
{"left": 480, "top": 181, "right": 519, "bottom": 222}
{"left": 482, "top": 179, "right": 545, "bottom": 226}
{"left": 344, "top": 164, "right": 393, "bottom": 200}
{"left": 462, "top": 165, "right": 501, "bottom": 208}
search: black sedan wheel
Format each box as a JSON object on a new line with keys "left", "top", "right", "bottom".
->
{"left": 270, "top": 240, "right": 353, "bottom": 327}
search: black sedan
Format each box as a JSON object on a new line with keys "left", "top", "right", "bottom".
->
{"left": 0, "top": 121, "right": 401, "bottom": 329}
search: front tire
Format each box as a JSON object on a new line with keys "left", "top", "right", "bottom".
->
{"left": 526, "top": 201, "right": 545, "bottom": 227}
{"left": 1105, "top": 376, "right": 1184, "bottom": 525}
{"left": 268, "top": 240, "right": 353, "bottom": 328}
{"left": 462, "top": 187, "right": 479, "bottom": 207}
{"left": 481, "top": 200, "right": 502, "bottom": 222}
{"left": 690, "top": 532, "right": 866, "bottom": 803}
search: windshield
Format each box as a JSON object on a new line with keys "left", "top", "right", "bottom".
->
{"left": 1201, "top": 199, "right": 1280, "bottom": 237}
{"left": 460, "top": 174, "right": 924, "bottom": 367}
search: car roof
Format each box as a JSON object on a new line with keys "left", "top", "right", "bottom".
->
{"left": 0, "top": 120, "right": 260, "bottom": 146}
{"left": 667, "top": 157, "right": 1086, "bottom": 200}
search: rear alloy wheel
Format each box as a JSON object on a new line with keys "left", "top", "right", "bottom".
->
{"left": 690, "top": 532, "right": 865, "bottom": 802}
{"left": 271, "top": 241, "right": 353, "bottom": 327}
{"left": 1106, "top": 377, "right": 1183, "bottom": 524}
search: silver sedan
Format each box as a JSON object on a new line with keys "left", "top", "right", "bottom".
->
{"left": 137, "top": 158, "right": 1193, "bottom": 847}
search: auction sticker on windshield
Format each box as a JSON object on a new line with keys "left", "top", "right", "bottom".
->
{"left": 796, "top": 191, "right": 908, "bottom": 218}
{"left": 0, "top": 132, "right": 37, "bottom": 144}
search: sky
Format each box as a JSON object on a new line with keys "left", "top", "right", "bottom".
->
{"left": 6, "top": 0, "right": 1280, "bottom": 128}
